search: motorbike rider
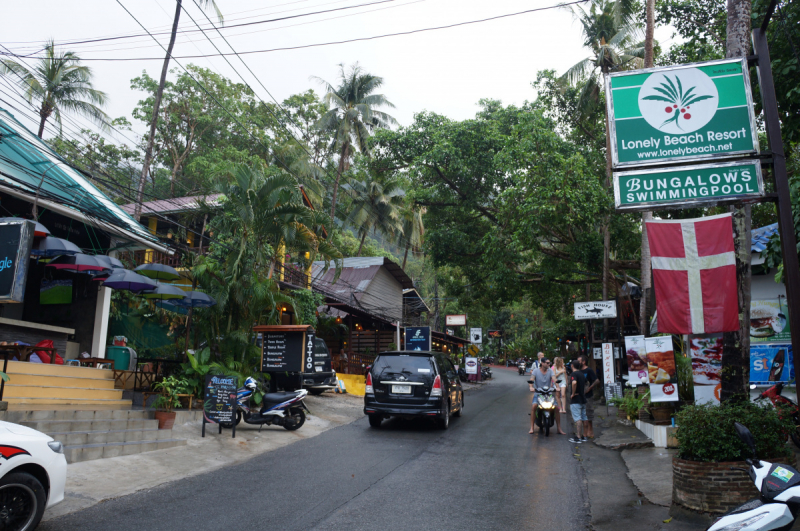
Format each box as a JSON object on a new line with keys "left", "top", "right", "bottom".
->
{"left": 529, "top": 358, "right": 565, "bottom": 435}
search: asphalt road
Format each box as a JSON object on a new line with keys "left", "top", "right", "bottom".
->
{"left": 41, "top": 368, "right": 589, "bottom": 531}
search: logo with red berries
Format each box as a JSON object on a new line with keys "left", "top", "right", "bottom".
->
{"left": 662, "top": 383, "right": 676, "bottom": 395}
{"left": 638, "top": 68, "right": 719, "bottom": 135}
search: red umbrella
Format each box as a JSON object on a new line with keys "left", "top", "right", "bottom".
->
{"left": 45, "top": 254, "right": 109, "bottom": 272}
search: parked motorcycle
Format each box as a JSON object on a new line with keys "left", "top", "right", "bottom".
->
{"left": 753, "top": 382, "right": 800, "bottom": 449}
{"left": 518, "top": 362, "right": 526, "bottom": 375}
{"left": 458, "top": 367, "right": 469, "bottom": 382}
{"left": 530, "top": 384, "right": 557, "bottom": 436}
{"left": 222, "top": 377, "right": 309, "bottom": 431}
{"left": 707, "top": 422, "right": 799, "bottom": 531}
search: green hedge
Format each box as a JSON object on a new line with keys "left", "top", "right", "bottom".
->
{"left": 675, "top": 402, "right": 794, "bottom": 462}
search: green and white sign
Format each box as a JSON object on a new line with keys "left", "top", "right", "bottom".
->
{"left": 614, "top": 160, "right": 763, "bottom": 211}
{"left": 606, "top": 58, "right": 759, "bottom": 168}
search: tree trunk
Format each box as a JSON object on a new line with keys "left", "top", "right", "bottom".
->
{"left": 721, "top": 0, "right": 752, "bottom": 403}
{"left": 37, "top": 115, "right": 47, "bottom": 138}
{"left": 402, "top": 241, "right": 410, "bottom": 270}
{"left": 134, "top": 0, "right": 182, "bottom": 221}
{"left": 640, "top": 0, "right": 656, "bottom": 335}
{"left": 356, "top": 231, "right": 367, "bottom": 256}
{"left": 329, "top": 140, "right": 349, "bottom": 225}
{"left": 602, "top": 79, "right": 612, "bottom": 336}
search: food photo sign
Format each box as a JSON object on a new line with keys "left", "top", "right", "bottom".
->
{"left": 624, "top": 335, "right": 648, "bottom": 385}
{"left": 644, "top": 336, "right": 679, "bottom": 402}
{"left": 750, "top": 299, "right": 790, "bottom": 343}
{"left": 689, "top": 334, "right": 723, "bottom": 404}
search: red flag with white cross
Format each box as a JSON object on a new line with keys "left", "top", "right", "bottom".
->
{"left": 646, "top": 213, "right": 739, "bottom": 334}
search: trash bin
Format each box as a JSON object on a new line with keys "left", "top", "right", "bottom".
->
{"left": 105, "top": 346, "right": 131, "bottom": 371}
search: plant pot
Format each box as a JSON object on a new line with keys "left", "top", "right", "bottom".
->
{"left": 650, "top": 405, "right": 673, "bottom": 425}
{"left": 154, "top": 411, "right": 176, "bottom": 430}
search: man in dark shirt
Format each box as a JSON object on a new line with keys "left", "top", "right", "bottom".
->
{"left": 578, "top": 355, "right": 599, "bottom": 439}
{"left": 569, "top": 360, "right": 587, "bottom": 443}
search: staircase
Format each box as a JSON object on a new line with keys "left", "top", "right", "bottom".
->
{"left": 1, "top": 409, "right": 186, "bottom": 463}
{"left": 1, "top": 360, "right": 131, "bottom": 407}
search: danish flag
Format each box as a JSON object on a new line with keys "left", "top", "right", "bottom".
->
{"left": 646, "top": 213, "right": 739, "bottom": 334}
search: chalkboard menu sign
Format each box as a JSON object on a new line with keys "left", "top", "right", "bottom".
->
{"left": 261, "top": 331, "right": 304, "bottom": 372}
{"left": 203, "top": 374, "right": 237, "bottom": 424}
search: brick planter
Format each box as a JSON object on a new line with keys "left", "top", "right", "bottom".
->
{"left": 673, "top": 454, "right": 796, "bottom": 514}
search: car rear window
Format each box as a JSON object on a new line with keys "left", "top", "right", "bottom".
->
{"left": 373, "top": 355, "right": 434, "bottom": 377}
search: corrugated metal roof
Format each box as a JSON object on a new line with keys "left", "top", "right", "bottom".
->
{"left": 0, "top": 108, "right": 157, "bottom": 243}
{"left": 312, "top": 257, "right": 414, "bottom": 289}
{"left": 752, "top": 223, "right": 779, "bottom": 253}
{"left": 121, "top": 194, "right": 222, "bottom": 216}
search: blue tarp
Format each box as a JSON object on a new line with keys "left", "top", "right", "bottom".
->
{"left": 752, "top": 223, "right": 779, "bottom": 253}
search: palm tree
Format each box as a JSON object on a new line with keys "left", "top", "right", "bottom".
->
{"left": 312, "top": 63, "right": 397, "bottom": 223}
{"left": 134, "top": 0, "right": 223, "bottom": 221}
{"left": 399, "top": 203, "right": 424, "bottom": 270}
{"left": 0, "top": 40, "right": 108, "bottom": 138}
{"left": 344, "top": 176, "right": 405, "bottom": 256}
{"left": 640, "top": 0, "right": 656, "bottom": 334}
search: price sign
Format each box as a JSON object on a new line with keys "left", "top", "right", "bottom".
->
{"left": 261, "top": 331, "right": 304, "bottom": 372}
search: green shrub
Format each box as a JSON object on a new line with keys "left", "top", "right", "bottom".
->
{"left": 675, "top": 402, "right": 794, "bottom": 462}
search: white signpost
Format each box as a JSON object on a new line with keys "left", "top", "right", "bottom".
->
{"left": 446, "top": 315, "right": 467, "bottom": 326}
{"left": 602, "top": 343, "right": 615, "bottom": 386}
{"left": 470, "top": 328, "right": 482, "bottom": 344}
{"left": 465, "top": 357, "right": 478, "bottom": 375}
{"left": 574, "top": 301, "right": 618, "bottom": 320}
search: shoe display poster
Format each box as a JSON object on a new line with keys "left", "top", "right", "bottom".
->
{"left": 624, "top": 335, "right": 648, "bottom": 385}
{"left": 644, "top": 336, "right": 679, "bottom": 402}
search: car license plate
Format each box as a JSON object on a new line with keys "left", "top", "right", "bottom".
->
{"left": 392, "top": 385, "right": 412, "bottom": 394}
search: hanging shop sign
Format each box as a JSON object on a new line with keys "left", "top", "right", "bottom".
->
{"left": 470, "top": 328, "right": 483, "bottom": 344}
{"left": 606, "top": 57, "right": 758, "bottom": 168}
{"left": 644, "top": 336, "right": 679, "bottom": 402}
{"left": 405, "top": 326, "right": 431, "bottom": 351}
{"left": 0, "top": 219, "right": 35, "bottom": 303}
{"left": 254, "top": 325, "right": 314, "bottom": 373}
{"left": 574, "top": 301, "right": 617, "bottom": 320}
{"left": 487, "top": 330, "right": 502, "bottom": 339}
{"left": 445, "top": 314, "right": 466, "bottom": 326}
{"left": 614, "top": 160, "right": 763, "bottom": 211}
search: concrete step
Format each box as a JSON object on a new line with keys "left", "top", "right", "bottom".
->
{"left": 4, "top": 360, "right": 113, "bottom": 379}
{"left": 6, "top": 373, "right": 116, "bottom": 389}
{"left": 2, "top": 409, "right": 149, "bottom": 423}
{"left": 3, "top": 384, "right": 123, "bottom": 400}
{"left": 19, "top": 418, "right": 159, "bottom": 433}
{"left": 3, "top": 397, "right": 133, "bottom": 407}
{"left": 63, "top": 438, "right": 187, "bottom": 463}
{"left": 49, "top": 427, "right": 176, "bottom": 446}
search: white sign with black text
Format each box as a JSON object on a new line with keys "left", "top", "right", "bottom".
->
{"left": 470, "top": 328, "right": 482, "bottom": 344}
{"left": 574, "top": 301, "right": 618, "bottom": 320}
{"left": 445, "top": 315, "right": 467, "bottom": 326}
{"left": 602, "top": 343, "right": 615, "bottom": 385}
{"left": 465, "top": 357, "right": 478, "bottom": 375}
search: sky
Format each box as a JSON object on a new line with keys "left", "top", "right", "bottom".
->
{"left": 1, "top": 0, "right": 676, "bottom": 145}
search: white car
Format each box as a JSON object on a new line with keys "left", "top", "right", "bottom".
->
{"left": 0, "top": 420, "right": 67, "bottom": 530}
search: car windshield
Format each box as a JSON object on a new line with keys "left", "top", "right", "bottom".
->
{"left": 373, "top": 355, "right": 433, "bottom": 379}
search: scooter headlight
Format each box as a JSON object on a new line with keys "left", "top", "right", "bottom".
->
{"left": 714, "top": 513, "right": 767, "bottom": 531}
{"left": 539, "top": 401, "right": 553, "bottom": 408}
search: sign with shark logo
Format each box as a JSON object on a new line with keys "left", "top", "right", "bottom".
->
{"left": 574, "top": 301, "right": 617, "bottom": 320}
{"left": 605, "top": 58, "right": 758, "bottom": 168}
{"left": 404, "top": 326, "right": 431, "bottom": 351}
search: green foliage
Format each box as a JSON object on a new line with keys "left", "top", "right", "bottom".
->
{"left": 609, "top": 388, "right": 648, "bottom": 418}
{"left": 675, "top": 402, "right": 794, "bottom": 462}
{"left": 0, "top": 371, "right": 8, "bottom": 383}
{"left": 152, "top": 376, "right": 191, "bottom": 412}
{"left": 762, "top": 167, "right": 800, "bottom": 282}
{"left": 292, "top": 290, "right": 325, "bottom": 326}
{"left": 181, "top": 348, "right": 212, "bottom": 398}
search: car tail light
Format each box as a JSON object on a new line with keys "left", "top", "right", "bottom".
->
{"left": 430, "top": 375, "right": 442, "bottom": 397}
{"left": 366, "top": 372, "right": 374, "bottom": 394}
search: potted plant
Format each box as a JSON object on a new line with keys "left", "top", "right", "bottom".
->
{"left": 648, "top": 401, "right": 674, "bottom": 425}
{"left": 673, "top": 401, "right": 795, "bottom": 514}
{"left": 609, "top": 388, "right": 647, "bottom": 420}
{"left": 152, "top": 376, "right": 189, "bottom": 429}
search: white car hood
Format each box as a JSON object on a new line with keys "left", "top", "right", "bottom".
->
{"left": 0, "top": 420, "right": 51, "bottom": 440}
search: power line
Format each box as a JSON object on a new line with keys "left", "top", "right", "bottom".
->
{"left": 2, "top": 0, "right": 589, "bottom": 61}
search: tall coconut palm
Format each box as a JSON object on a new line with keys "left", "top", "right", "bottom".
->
{"left": 399, "top": 203, "right": 424, "bottom": 270}
{"left": 0, "top": 40, "right": 108, "bottom": 138}
{"left": 312, "top": 63, "right": 397, "bottom": 223}
{"left": 134, "top": 0, "right": 223, "bottom": 221}
{"left": 640, "top": 0, "right": 656, "bottom": 334}
{"left": 344, "top": 176, "right": 405, "bottom": 256}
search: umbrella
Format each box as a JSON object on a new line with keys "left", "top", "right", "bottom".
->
{"left": 0, "top": 218, "right": 50, "bottom": 238}
{"left": 101, "top": 269, "right": 157, "bottom": 292}
{"left": 45, "top": 254, "right": 109, "bottom": 273}
{"left": 141, "top": 283, "right": 187, "bottom": 301}
{"left": 134, "top": 263, "right": 181, "bottom": 281}
{"left": 94, "top": 255, "right": 125, "bottom": 269}
{"left": 31, "top": 236, "right": 81, "bottom": 257}
{"left": 172, "top": 290, "right": 216, "bottom": 308}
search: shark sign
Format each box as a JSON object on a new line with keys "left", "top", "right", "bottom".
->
{"left": 574, "top": 301, "right": 617, "bottom": 321}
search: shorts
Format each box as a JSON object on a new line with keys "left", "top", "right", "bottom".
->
{"left": 556, "top": 379, "right": 566, "bottom": 389}
{"left": 570, "top": 403, "right": 588, "bottom": 422}
{"left": 585, "top": 398, "right": 595, "bottom": 421}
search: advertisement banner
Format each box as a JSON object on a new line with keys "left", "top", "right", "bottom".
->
{"left": 750, "top": 299, "right": 790, "bottom": 343}
{"left": 470, "top": 328, "right": 483, "bottom": 344}
{"left": 404, "top": 326, "right": 431, "bottom": 351}
{"left": 750, "top": 345, "right": 794, "bottom": 385}
{"left": 624, "top": 335, "right": 648, "bottom": 385}
{"left": 606, "top": 57, "right": 758, "bottom": 168}
{"left": 614, "top": 160, "right": 763, "bottom": 211}
{"left": 602, "top": 343, "right": 615, "bottom": 385}
{"left": 644, "top": 336, "right": 679, "bottom": 402}
{"left": 465, "top": 357, "right": 478, "bottom": 375}
{"left": 690, "top": 334, "right": 723, "bottom": 405}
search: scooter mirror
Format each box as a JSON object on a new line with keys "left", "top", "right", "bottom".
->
{"left": 734, "top": 422, "right": 757, "bottom": 457}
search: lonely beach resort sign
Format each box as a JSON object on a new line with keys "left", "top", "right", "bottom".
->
{"left": 606, "top": 58, "right": 758, "bottom": 168}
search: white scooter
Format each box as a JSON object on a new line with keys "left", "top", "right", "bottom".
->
{"left": 707, "top": 422, "right": 800, "bottom": 531}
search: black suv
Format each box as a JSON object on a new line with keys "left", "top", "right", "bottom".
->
{"left": 364, "top": 351, "right": 464, "bottom": 429}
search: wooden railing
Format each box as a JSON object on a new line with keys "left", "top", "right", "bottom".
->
{"left": 334, "top": 352, "right": 376, "bottom": 375}
{"left": 275, "top": 262, "right": 309, "bottom": 288}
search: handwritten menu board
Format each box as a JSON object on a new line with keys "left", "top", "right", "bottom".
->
{"left": 203, "top": 374, "right": 237, "bottom": 424}
{"left": 261, "top": 331, "right": 304, "bottom": 372}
